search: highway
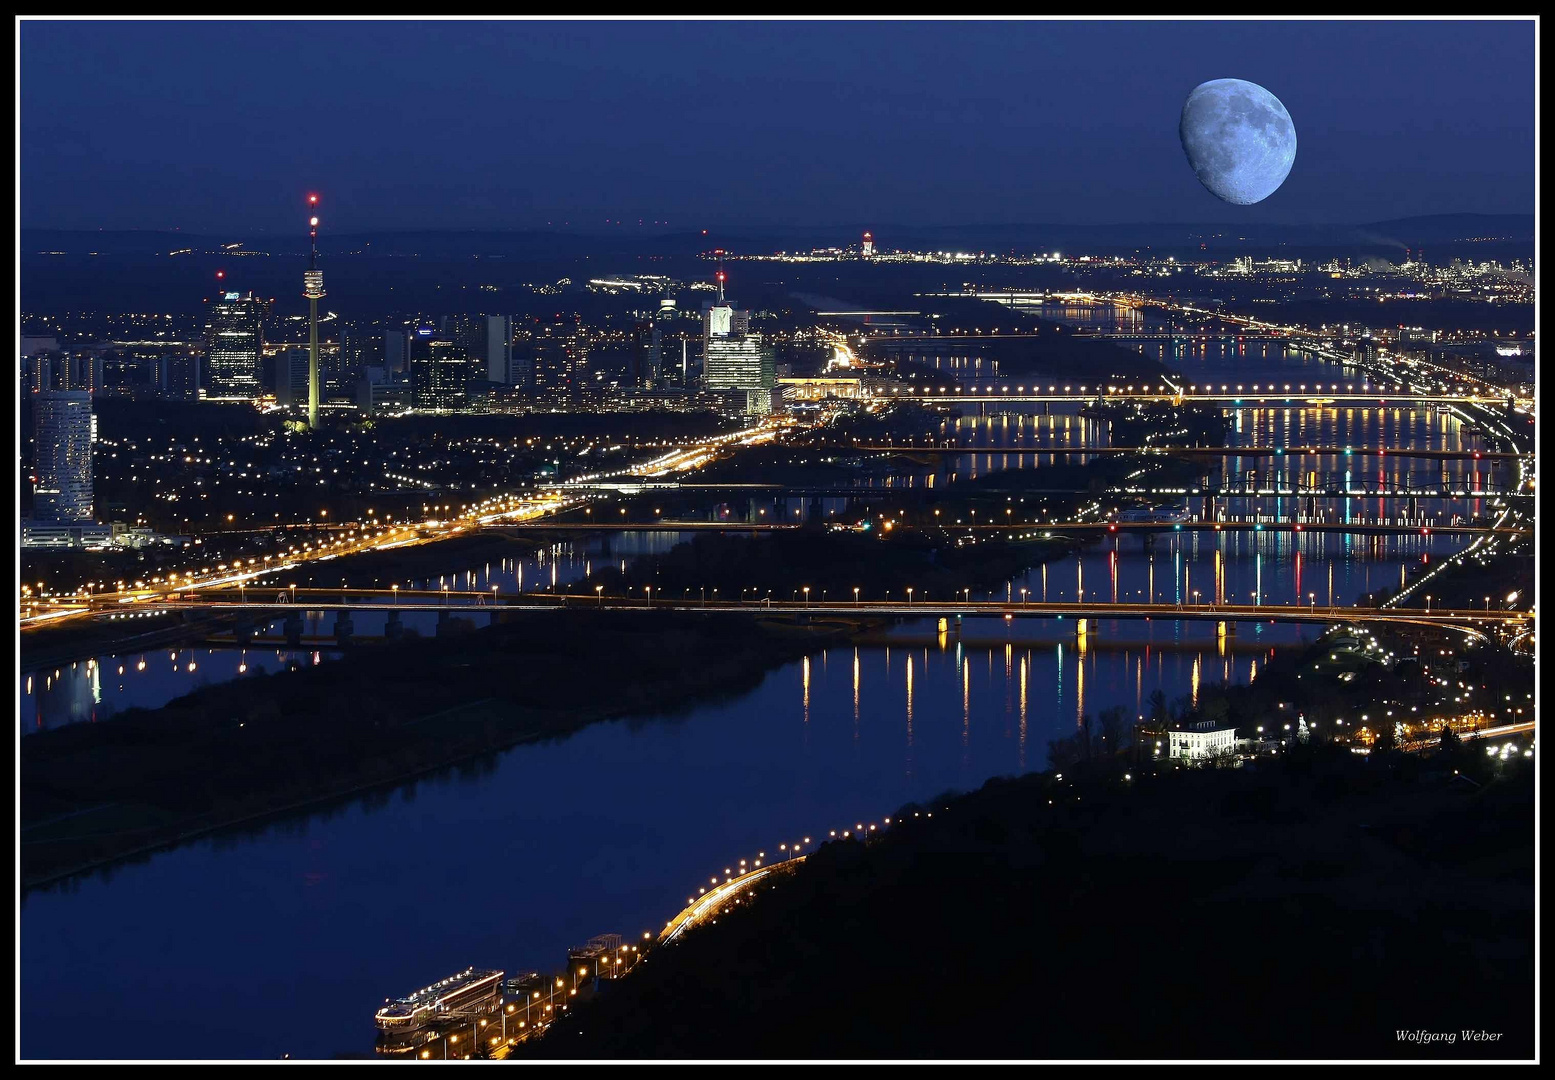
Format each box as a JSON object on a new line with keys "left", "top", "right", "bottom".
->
{"left": 659, "top": 859, "right": 805, "bottom": 945}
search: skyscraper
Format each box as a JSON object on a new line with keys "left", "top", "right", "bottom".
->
{"left": 443, "top": 313, "right": 515, "bottom": 384}
{"left": 205, "top": 291, "right": 266, "bottom": 399}
{"left": 701, "top": 272, "right": 774, "bottom": 413}
{"left": 274, "top": 348, "right": 312, "bottom": 408}
{"left": 31, "top": 390, "right": 93, "bottom": 522}
{"left": 384, "top": 329, "right": 409, "bottom": 374}
{"left": 412, "top": 340, "right": 469, "bottom": 411}
{"left": 153, "top": 352, "right": 202, "bottom": 400}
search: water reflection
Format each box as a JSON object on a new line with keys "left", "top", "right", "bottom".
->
{"left": 23, "top": 620, "right": 1298, "bottom": 1059}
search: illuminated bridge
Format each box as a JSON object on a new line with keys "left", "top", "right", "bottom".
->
{"left": 81, "top": 588, "right": 1530, "bottom": 634}
{"left": 876, "top": 390, "right": 1514, "bottom": 406}
{"left": 486, "top": 521, "right": 1527, "bottom": 538}
{"left": 849, "top": 445, "right": 1530, "bottom": 462}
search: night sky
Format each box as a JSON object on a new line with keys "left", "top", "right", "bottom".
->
{"left": 21, "top": 18, "right": 1535, "bottom": 234}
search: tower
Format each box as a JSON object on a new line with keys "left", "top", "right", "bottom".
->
{"left": 303, "top": 194, "right": 326, "bottom": 429}
{"left": 862, "top": 231, "right": 874, "bottom": 258}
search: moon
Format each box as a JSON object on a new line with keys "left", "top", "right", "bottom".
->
{"left": 1179, "top": 79, "right": 1296, "bottom": 205}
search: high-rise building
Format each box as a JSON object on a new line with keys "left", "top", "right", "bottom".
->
{"left": 641, "top": 297, "right": 678, "bottom": 387}
{"left": 274, "top": 348, "right": 312, "bottom": 408}
{"left": 384, "top": 329, "right": 409, "bottom": 374}
{"left": 701, "top": 274, "right": 774, "bottom": 413}
{"left": 31, "top": 390, "right": 94, "bottom": 522}
{"left": 153, "top": 353, "right": 202, "bottom": 400}
{"left": 527, "top": 319, "right": 586, "bottom": 392}
{"left": 412, "top": 340, "right": 469, "bottom": 411}
{"left": 862, "top": 231, "right": 875, "bottom": 258}
{"left": 443, "top": 313, "right": 516, "bottom": 384}
{"left": 205, "top": 291, "right": 266, "bottom": 399}
{"left": 27, "top": 353, "right": 104, "bottom": 394}
{"left": 704, "top": 334, "right": 777, "bottom": 413}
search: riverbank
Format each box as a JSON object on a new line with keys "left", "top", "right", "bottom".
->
{"left": 526, "top": 738, "right": 1534, "bottom": 1059}
{"left": 21, "top": 610, "right": 866, "bottom": 890}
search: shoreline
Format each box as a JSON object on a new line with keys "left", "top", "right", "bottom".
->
{"left": 21, "top": 613, "right": 869, "bottom": 891}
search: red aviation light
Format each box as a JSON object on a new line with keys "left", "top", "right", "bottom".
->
{"left": 308, "top": 193, "right": 319, "bottom": 204}
{"left": 215, "top": 270, "right": 225, "bottom": 279}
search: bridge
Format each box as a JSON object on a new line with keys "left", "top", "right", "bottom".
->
{"left": 85, "top": 588, "right": 1529, "bottom": 633}
{"left": 878, "top": 391, "right": 1511, "bottom": 406}
{"left": 487, "top": 521, "right": 1526, "bottom": 538}
{"left": 564, "top": 480, "right": 1526, "bottom": 499}
{"left": 849, "top": 445, "right": 1527, "bottom": 462}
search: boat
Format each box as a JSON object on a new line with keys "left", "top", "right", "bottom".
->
{"left": 374, "top": 967, "right": 504, "bottom": 1038}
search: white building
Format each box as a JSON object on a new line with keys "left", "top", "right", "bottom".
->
{"left": 1166, "top": 720, "right": 1240, "bottom": 761}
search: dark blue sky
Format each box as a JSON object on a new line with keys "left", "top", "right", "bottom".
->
{"left": 21, "top": 19, "right": 1535, "bottom": 233}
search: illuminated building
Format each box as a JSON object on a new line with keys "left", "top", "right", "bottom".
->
{"left": 862, "top": 231, "right": 874, "bottom": 257}
{"left": 443, "top": 313, "right": 514, "bottom": 384}
{"left": 701, "top": 268, "right": 774, "bottom": 413}
{"left": 205, "top": 291, "right": 266, "bottom": 399}
{"left": 411, "top": 339, "right": 469, "bottom": 411}
{"left": 31, "top": 389, "right": 94, "bottom": 522}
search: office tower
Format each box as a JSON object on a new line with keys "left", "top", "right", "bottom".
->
{"left": 274, "top": 348, "right": 312, "bottom": 407}
{"left": 644, "top": 297, "right": 677, "bottom": 386}
{"left": 153, "top": 353, "right": 202, "bottom": 400}
{"left": 32, "top": 390, "right": 93, "bottom": 522}
{"left": 384, "top": 329, "right": 409, "bottom": 374}
{"left": 443, "top": 313, "right": 515, "bottom": 384}
{"left": 528, "top": 319, "right": 585, "bottom": 392}
{"left": 205, "top": 291, "right": 266, "bottom": 399}
{"left": 704, "top": 334, "right": 777, "bottom": 413}
{"left": 411, "top": 340, "right": 469, "bottom": 411}
{"left": 483, "top": 315, "right": 514, "bottom": 383}
{"left": 700, "top": 270, "right": 774, "bottom": 413}
{"left": 339, "top": 321, "right": 383, "bottom": 384}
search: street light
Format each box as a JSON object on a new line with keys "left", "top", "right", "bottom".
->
{"left": 854, "top": 587, "right": 860, "bottom": 606}
{"left": 596, "top": 584, "right": 604, "bottom": 606}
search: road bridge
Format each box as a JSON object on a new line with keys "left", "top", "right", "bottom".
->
{"left": 87, "top": 589, "right": 1529, "bottom": 633}
{"left": 849, "top": 445, "right": 1527, "bottom": 462}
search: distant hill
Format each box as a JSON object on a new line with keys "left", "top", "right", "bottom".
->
{"left": 22, "top": 215, "right": 1531, "bottom": 260}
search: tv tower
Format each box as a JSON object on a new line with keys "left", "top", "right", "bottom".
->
{"left": 303, "top": 194, "right": 325, "bottom": 429}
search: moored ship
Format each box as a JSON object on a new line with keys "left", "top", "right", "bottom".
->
{"left": 375, "top": 967, "right": 504, "bottom": 1049}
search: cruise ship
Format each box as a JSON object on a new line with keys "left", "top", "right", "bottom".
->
{"left": 375, "top": 967, "right": 504, "bottom": 1039}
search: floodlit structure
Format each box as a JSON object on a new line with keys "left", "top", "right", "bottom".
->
{"left": 304, "top": 194, "right": 326, "bottom": 428}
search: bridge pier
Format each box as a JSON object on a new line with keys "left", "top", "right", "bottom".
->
{"left": 233, "top": 619, "right": 254, "bottom": 647}
{"left": 333, "top": 611, "right": 354, "bottom": 647}
{"left": 384, "top": 610, "right": 404, "bottom": 641}
{"left": 436, "top": 609, "right": 452, "bottom": 637}
{"left": 283, "top": 613, "right": 304, "bottom": 649}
